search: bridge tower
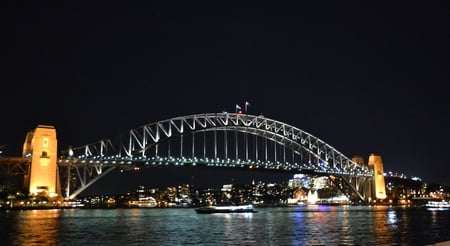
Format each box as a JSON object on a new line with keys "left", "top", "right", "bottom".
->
{"left": 22, "top": 125, "right": 61, "bottom": 198}
{"left": 368, "top": 153, "right": 387, "bottom": 200}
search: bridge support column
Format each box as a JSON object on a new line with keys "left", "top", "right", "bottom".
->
{"left": 23, "top": 125, "right": 61, "bottom": 198}
{"left": 368, "top": 153, "right": 387, "bottom": 201}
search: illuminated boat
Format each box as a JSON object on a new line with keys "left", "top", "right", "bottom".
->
{"left": 195, "top": 204, "right": 258, "bottom": 214}
{"left": 128, "top": 196, "right": 158, "bottom": 208}
{"left": 425, "top": 200, "right": 450, "bottom": 209}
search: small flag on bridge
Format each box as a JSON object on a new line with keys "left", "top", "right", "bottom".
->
{"left": 236, "top": 104, "right": 243, "bottom": 114}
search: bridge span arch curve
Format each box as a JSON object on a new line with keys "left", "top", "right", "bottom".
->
{"left": 60, "top": 112, "right": 373, "bottom": 199}
{"left": 67, "top": 113, "right": 369, "bottom": 175}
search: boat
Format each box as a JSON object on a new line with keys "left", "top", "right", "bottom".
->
{"left": 128, "top": 196, "right": 158, "bottom": 208}
{"left": 424, "top": 200, "right": 450, "bottom": 209}
{"left": 195, "top": 204, "right": 258, "bottom": 214}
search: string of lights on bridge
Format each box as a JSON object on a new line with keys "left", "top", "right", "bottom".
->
{"left": 58, "top": 155, "right": 373, "bottom": 177}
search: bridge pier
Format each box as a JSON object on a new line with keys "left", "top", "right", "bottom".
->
{"left": 23, "top": 125, "right": 61, "bottom": 198}
{"left": 368, "top": 153, "right": 387, "bottom": 201}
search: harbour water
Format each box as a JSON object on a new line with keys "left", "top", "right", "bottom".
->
{"left": 1, "top": 205, "right": 449, "bottom": 245}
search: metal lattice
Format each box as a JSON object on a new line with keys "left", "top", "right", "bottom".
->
{"left": 58, "top": 113, "right": 372, "bottom": 199}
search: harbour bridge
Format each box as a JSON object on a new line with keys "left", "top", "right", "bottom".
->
{"left": 0, "top": 112, "right": 381, "bottom": 202}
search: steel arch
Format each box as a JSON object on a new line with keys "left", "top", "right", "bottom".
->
{"left": 58, "top": 112, "right": 374, "bottom": 200}
{"left": 66, "top": 113, "right": 370, "bottom": 174}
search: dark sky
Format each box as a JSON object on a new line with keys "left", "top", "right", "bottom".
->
{"left": 1, "top": 2, "right": 450, "bottom": 193}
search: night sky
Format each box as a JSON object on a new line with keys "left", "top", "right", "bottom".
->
{"left": 2, "top": 2, "right": 450, "bottom": 194}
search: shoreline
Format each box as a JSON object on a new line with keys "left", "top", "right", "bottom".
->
{"left": 0, "top": 203, "right": 428, "bottom": 211}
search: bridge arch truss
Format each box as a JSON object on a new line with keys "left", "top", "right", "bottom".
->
{"left": 60, "top": 113, "right": 373, "bottom": 200}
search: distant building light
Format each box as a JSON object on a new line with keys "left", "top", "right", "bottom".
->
{"left": 293, "top": 174, "right": 305, "bottom": 179}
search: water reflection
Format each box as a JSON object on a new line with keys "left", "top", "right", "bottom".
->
{"left": 339, "top": 208, "right": 353, "bottom": 245}
{"left": 373, "top": 206, "right": 394, "bottom": 244}
{"left": 292, "top": 210, "right": 304, "bottom": 245}
{"left": 2, "top": 206, "right": 449, "bottom": 245}
{"left": 12, "top": 209, "right": 62, "bottom": 246}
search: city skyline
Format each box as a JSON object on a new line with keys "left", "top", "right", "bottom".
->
{"left": 80, "top": 166, "right": 294, "bottom": 196}
{"left": 2, "top": 2, "right": 450, "bottom": 188}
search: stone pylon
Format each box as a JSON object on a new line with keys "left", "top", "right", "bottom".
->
{"left": 368, "top": 153, "right": 387, "bottom": 200}
{"left": 23, "top": 125, "right": 61, "bottom": 198}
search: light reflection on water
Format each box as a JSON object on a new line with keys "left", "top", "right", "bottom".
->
{"left": 7, "top": 209, "right": 62, "bottom": 246}
{"left": 1, "top": 206, "right": 450, "bottom": 245}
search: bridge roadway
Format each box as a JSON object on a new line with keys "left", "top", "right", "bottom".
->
{"left": 0, "top": 112, "right": 375, "bottom": 201}
{"left": 0, "top": 155, "right": 373, "bottom": 201}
